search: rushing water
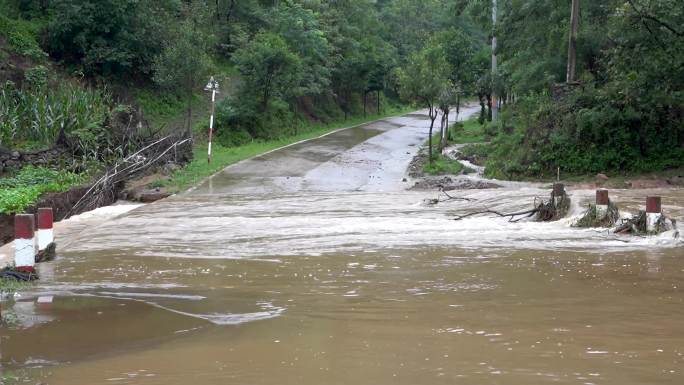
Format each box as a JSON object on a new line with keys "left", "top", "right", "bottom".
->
{"left": 1, "top": 108, "right": 683, "bottom": 384}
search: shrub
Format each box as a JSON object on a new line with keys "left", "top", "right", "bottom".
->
{"left": 0, "top": 166, "right": 86, "bottom": 214}
{"left": 0, "top": 13, "right": 47, "bottom": 60}
{"left": 423, "top": 154, "right": 464, "bottom": 176}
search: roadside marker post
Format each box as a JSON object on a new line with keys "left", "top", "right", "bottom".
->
{"left": 596, "top": 189, "right": 609, "bottom": 219}
{"left": 14, "top": 214, "right": 35, "bottom": 273}
{"left": 204, "top": 77, "right": 220, "bottom": 164}
{"left": 646, "top": 196, "right": 662, "bottom": 232}
{"left": 36, "top": 207, "right": 54, "bottom": 251}
{"left": 552, "top": 183, "right": 565, "bottom": 206}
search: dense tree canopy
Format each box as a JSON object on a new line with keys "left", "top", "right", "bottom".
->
{"left": 1, "top": 0, "right": 681, "bottom": 176}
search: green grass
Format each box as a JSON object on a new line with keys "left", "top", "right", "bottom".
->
{"left": 161, "top": 105, "right": 414, "bottom": 193}
{"left": 450, "top": 118, "right": 487, "bottom": 143}
{"left": 0, "top": 166, "right": 87, "bottom": 214}
{"left": 133, "top": 89, "right": 204, "bottom": 129}
{"left": 423, "top": 154, "right": 464, "bottom": 176}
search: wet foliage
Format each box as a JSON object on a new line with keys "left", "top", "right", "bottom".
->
{"left": 0, "top": 166, "right": 86, "bottom": 214}
{"left": 574, "top": 202, "right": 621, "bottom": 228}
{"left": 615, "top": 211, "right": 678, "bottom": 235}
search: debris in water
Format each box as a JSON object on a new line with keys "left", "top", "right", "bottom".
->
{"left": 574, "top": 203, "right": 620, "bottom": 228}
{"left": 614, "top": 211, "right": 677, "bottom": 235}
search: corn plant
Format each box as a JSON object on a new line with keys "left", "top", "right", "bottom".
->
{"left": 0, "top": 81, "right": 111, "bottom": 151}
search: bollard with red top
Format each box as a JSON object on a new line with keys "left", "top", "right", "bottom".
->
{"left": 595, "top": 189, "right": 609, "bottom": 219}
{"left": 14, "top": 214, "right": 36, "bottom": 273}
{"left": 646, "top": 196, "right": 662, "bottom": 232}
{"left": 36, "top": 208, "right": 54, "bottom": 251}
{"left": 552, "top": 183, "right": 565, "bottom": 206}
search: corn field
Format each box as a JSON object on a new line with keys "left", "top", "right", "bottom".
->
{"left": 0, "top": 81, "right": 111, "bottom": 149}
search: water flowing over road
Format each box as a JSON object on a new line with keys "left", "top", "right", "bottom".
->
{"left": 2, "top": 108, "right": 683, "bottom": 385}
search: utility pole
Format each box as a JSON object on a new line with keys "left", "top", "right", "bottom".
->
{"left": 566, "top": 0, "right": 580, "bottom": 83}
{"left": 491, "top": 0, "right": 498, "bottom": 120}
{"left": 204, "top": 77, "right": 220, "bottom": 164}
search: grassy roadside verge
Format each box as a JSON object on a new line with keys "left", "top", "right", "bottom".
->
{"left": 421, "top": 117, "right": 485, "bottom": 176}
{"left": 159, "top": 105, "right": 414, "bottom": 193}
{"left": 0, "top": 166, "right": 88, "bottom": 214}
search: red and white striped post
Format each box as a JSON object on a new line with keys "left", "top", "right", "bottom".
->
{"left": 36, "top": 207, "right": 54, "bottom": 251}
{"left": 14, "top": 214, "right": 35, "bottom": 273}
{"left": 646, "top": 196, "right": 662, "bottom": 232}
{"left": 552, "top": 183, "right": 565, "bottom": 206}
{"left": 204, "top": 76, "right": 220, "bottom": 164}
{"left": 596, "top": 189, "right": 609, "bottom": 219}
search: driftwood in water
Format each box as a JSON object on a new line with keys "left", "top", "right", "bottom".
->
{"left": 614, "top": 211, "right": 677, "bottom": 235}
{"left": 452, "top": 184, "right": 570, "bottom": 223}
{"left": 424, "top": 189, "right": 477, "bottom": 205}
{"left": 35, "top": 242, "right": 56, "bottom": 263}
{"left": 573, "top": 202, "right": 620, "bottom": 228}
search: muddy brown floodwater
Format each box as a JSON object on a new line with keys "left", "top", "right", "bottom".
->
{"left": 2, "top": 107, "right": 683, "bottom": 385}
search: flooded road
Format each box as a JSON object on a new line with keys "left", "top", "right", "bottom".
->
{"left": 2, "top": 108, "right": 683, "bottom": 384}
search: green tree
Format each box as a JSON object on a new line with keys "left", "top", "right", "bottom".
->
{"left": 152, "top": 4, "right": 213, "bottom": 132}
{"left": 46, "top": 0, "right": 175, "bottom": 77}
{"left": 233, "top": 32, "right": 303, "bottom": 114}
{"left": 398, "top": 43, "right": 450, "bottom": 163}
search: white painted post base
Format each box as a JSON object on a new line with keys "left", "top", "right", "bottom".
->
{"left": 646, "top": 212, "right": 661, "bottom": 232}
{"left": 14, "top": 238, "right": 35, "bottom": 268}
{"left": 595, "top": 204, "right": 608, "bottom": 220}
{"left": 37, "top": 228, "right": 53, "bottom": 251}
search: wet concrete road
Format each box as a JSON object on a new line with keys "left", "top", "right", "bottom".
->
{"left": 2, "top": 108, "right": 684, "bottom": 385}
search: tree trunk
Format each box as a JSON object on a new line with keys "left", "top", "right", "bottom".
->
{"left": 566, "top": 0, "right": 580, "bottom": 83}
{"left": 491, "top": 0, "right": 498, "bottom": 120}
{"left": 444, "top": 110, "right": 449, "bottom": 147}
{"left": 438, "top": 113, "right": 445, "bottom": 151}
{"left": 377, "top": 90, "right": 381, "bottom": 114}
{"left": 363, "top": 92, "right": 367, "bottom": 117}
{"left": 186, "top": 91, "right": 193, "bottom": 135}
{"left": 226, "top": 0, "right": 236, "bottom": 22}
{"left": 428, "top": 104, "right": 438, "bottom": 164}
{"left": 486, "top": 94, "right": 492, "bottom": 121}
{"left": 478, "top": 95, "right": 486, "bottom": 124}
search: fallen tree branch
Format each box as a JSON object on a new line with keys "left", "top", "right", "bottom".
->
{"left": 453, "top": 208, "right": 538, "bottom": 222}
{"left": 67, "top": 135, "right": 192, "bottom": 216}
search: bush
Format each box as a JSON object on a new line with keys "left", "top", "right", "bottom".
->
{"left": 484, "top": 89, "right": 684, "bottom": 179}
{"left": 423, "top": 154, "right": 464, "bottom": 175}
{"left": 217, "top": 128, "right": 252, "bottom": 147}
{"left": 24, "top": 65, "right": 48, "bottom": 88}
{"left": 0, "top": 13, "right": 46, "bottom": 60}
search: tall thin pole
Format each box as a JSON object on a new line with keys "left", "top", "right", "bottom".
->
{"left": 208, "top": 88, "right": 216, "bottom": 163}
{"left": 491, "top": 0, "right": 498, "bottom": 120}
{"left": 566, "top": 0, "right": 580, "bottom": 83}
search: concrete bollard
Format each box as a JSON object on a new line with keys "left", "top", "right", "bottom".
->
{"left": 552, "top": 183, "right": 565, "bottom": 206}
{"left": 14, "top": 214, "right": 36, "bottom": 273}
{"left": 646, "top": 196, "right": 662, "bottom": 232}
{"left": 596, "top": 189, "right": 609, "bottom": 219}
{"left": 36, "top": 208, "right": 54, "bottom": 251}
